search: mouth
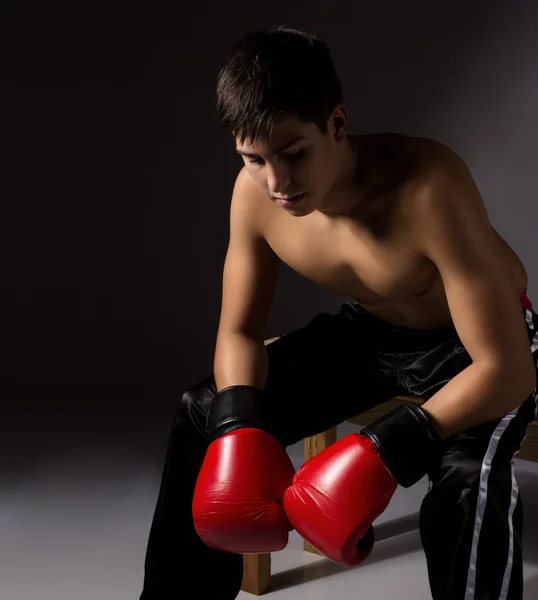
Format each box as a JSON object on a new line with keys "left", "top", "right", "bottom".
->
{"left": 274, "top": 192, "right": 306, "bottom": 207}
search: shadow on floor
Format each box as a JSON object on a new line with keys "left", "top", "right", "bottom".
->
{"left": 269, "top": 478, "right": 538, "bottom": 595}
{"left": 269, "top": 512, "right": 421, "bottom": 592}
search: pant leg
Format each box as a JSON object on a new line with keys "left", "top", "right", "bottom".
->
{"left": 139, "top": 377, "right": 241, "bottom": 600}
{"left": 419, "top": 391, "right": 537, "bottom": 600}
{"left": 395, "top": 305, "right": 538, "bottom": 599}
{"left": 139, "top": 306, "right": 402, "bottom": 600}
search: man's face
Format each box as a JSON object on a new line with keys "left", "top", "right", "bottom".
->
{"left": 235, "top": 115, "right": 340, "bottom": 217}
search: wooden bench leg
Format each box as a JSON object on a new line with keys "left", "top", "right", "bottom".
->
{"left": 241, "top": 553, "right": 271, "bottom": 595}
{"left": 303, "top": 427, "right": 337, "bottom": 554}
{"left": 240, "top": 425, "right": 338, "bottom": 592}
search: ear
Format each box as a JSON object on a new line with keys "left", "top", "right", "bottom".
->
{"left": 329, "top": 105, "right": 349, "bottom": 141}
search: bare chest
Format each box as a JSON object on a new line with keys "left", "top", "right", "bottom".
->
{"left": 265, "top": 212, "right": 439, "bottom": 306}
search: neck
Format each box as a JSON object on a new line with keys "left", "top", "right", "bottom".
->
{"left": 318, "top": 135, "right": 363, "bottom": 216}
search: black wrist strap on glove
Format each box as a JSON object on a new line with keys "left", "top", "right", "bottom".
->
{"left": 206, "top": 385, "right": 269, "bottom": 440}
{"left": 360, "top": 403, "right": 442, "bottom": 488}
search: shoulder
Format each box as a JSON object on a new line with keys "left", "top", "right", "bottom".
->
{"left": 230, "top": 167, "right": 278, "bottom": 237}
{"left": 401, "top": 137, "right": 485, "bottom": 221}
{"left": 399, "top": 139, "right": 494, "bottom": 262}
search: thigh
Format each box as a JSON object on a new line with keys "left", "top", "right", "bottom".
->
{"left": 419, "top": 392, "right": 537, "bottom": 600}
{"left": 426, "top": 388, "right": 537, "bottom": 490}
{"left": 262, "top": 309, "right": 401, "bottom": 447}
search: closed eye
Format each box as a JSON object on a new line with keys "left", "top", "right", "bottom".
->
{"left": 283, "top": 148, "right": 305, "bottom": 161}
{"left": 248, "top": 148, "right": 306, "bottom": 166}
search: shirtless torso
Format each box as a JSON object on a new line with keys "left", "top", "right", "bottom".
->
{"left": 245, "top": 133, "right": 527, "bottom": 330}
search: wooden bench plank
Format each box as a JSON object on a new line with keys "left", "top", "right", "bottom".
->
{"left": 349, "top": 395, "right": 538, "bottom": 463}
{"left": 348, "top": 396, "right": 422, "bottom": 428}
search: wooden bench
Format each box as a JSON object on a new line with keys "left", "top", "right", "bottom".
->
{"left": 239, "top": 339, "right": 538, "bottom": 595}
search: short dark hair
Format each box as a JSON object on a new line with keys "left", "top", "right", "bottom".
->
{"left": 216, "top": 26, "right": 343, "bottom": 145}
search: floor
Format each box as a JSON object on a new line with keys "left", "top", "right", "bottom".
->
{"left": 1, "top": 420, "right": 538, "bottom": 599}
{"left": 238, "top": 422, "right": 538, "bottom": 600}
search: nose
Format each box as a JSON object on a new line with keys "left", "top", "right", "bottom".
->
{"left": 266, "top": 163, "right": 292, "bottom": 196}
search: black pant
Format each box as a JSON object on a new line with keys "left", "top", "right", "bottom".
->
{"left": 139, "top": 301, "right": 538, "bottom": 600}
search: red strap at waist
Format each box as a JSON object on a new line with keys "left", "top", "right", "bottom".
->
{"left": 520, "top": 288, "right": 534, "bottom": 313}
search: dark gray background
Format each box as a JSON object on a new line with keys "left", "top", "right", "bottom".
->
{"left": 3, "top": 0, "right": 537, "bottom": 498}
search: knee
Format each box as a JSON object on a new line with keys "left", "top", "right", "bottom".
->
{"left": 176, "top": 375, "right": 217, "bottom": 436}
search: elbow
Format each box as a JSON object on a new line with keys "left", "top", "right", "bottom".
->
{"left": 501, "top": 359, "right": 536, "bottom": 403}
{"left": 513, "top": 349, "right": 537, "bottom": 397}
{"left": 479, "top": 357, "right": 536, "bottom": 407}
{"left": 495, "top": 365, "right": 536, "bottom": 416}
{"left": 519, "top": 365, "right": 537, "bottom": 398}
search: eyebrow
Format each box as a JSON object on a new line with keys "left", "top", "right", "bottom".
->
{"left": 236, "top": 136, "right": 306, "bottom": 158}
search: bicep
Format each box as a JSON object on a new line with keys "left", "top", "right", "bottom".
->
{"left": 413, "top": 170, "right": 531, "bottom": 370}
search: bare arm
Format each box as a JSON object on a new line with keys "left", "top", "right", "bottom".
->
{"left": 214, "top": 169, "right": 280, "bottom": 391}
{"left": 411, "top": 155, "right": 535, "bottom": 438}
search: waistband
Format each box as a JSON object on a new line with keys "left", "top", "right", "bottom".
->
{"left": 521, "top": 288, "right": 534, "bottom": 313}
{"left": 343, "top": 288, "right": 535, "bottom": 340}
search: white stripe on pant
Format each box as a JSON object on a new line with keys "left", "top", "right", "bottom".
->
{"left": 465, "top": 307, "right": 538, "bottom": 599}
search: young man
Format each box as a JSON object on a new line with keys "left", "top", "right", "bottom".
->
{"left": 139, "top": 27, "right": 538, "bottom": 599}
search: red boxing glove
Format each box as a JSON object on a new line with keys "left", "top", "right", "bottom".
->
{"left": 284, "top": 433, "right": 396, "bottom": 566}
{"left": 192, "top": 386, "right": 296, "bottom": 554}
{"left": 284, "top": 404, "right": 442, "bottom": 566}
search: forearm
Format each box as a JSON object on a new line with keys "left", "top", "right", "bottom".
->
{"left": 213, "top": 331, "right": 268, "bottom": 392}
{"left": 421, "top": 361, "right": 536, "bottom": 440}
